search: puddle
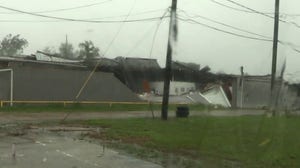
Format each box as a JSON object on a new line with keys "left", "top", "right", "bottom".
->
{"left": 0, "top": 128, "right": 162, "bottom": 168}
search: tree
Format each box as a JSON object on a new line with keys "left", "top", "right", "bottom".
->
{"left": 59, "top": 42, "right": 74, "bottom": 59}
{"left": 0, "top": 34, "right": 28, "bottom": 56}
{"left": 78, "top": 40, "right": 100, "bottom": 60}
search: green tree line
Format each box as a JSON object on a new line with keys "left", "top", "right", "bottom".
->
{"left": 0, "top": 34, "right": 100, "bottom": 60}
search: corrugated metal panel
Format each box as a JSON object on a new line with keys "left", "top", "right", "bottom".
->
{"left": 202, "top": 86, "right": 231, "bottom": 107}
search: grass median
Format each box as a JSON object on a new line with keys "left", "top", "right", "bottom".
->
{"left": 0, "top": 103, "right": 208, "bottom": 113}
{"left": 80, "top": 116, "right": 300, "bottom": 168}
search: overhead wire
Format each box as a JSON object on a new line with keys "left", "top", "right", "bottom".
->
{"left": 0, "top": 4, "right": 167, "bottom": 23}
{"left": 2, "top": 1, "right": 299, "bottom": 58}
{"left": 221, "top": 0, "right": 279, "bottom": 19}
{"left": 210, "top": 0, "right": 300, "bottom": 17}
{"left": 75, "top": 0, "right": 138, "bottom": 99}
{"left": 149, "top": 8, "right": 170, "bottom": 58}
{"left": 125, "top": 22, "right": 160, "bottom": 57}
{"left": 209, "top": 0, "right": 300, "bottom": 53}
{"left": 0, "top": 17, "right": 167, "bottom": 23}
{"left": 177, "top": 16, "right": 272, "bottom": 42}
{"left": 221, "top": 0, "right": 300, "bottom": 29}
{"left": 125, "top": 9, "right": 169, "bottom": 57}
{"left": 210, "top": 0, "right": 254, "bottom": 13}
{"left": 89, "top": 8, "right": 166, "bottom": 20}
{"left": 0, "top": 9, "right": 166, "bottom": 23}
{"left": 0, "top": 0, "right": 113, "bottom": 14}
{"left": 177, "top": 14, "right": 300, "bottom": 54}
{"left": 0, "top": 8, "right": 166, "bottom": 22}
{"left": 178, "top": 9, "right": 270, "bottom": 39}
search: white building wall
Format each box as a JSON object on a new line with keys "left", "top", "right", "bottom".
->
{"left": 150, "top": 81, "right": 196, "bottom": 96}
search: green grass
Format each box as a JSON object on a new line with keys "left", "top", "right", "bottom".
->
{"left": 0, "top": 103, "right": 208, "bottom": 113}
{"left": 82, "top": 116, "right": 300, "bottom": 168}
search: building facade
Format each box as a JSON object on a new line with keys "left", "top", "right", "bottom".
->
{"left": 0, "top": 58, "right": 141, "bottom": 102}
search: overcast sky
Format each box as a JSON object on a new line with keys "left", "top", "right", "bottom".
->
{"left": 0, "top": 0, "right": 300, "bottom": 79}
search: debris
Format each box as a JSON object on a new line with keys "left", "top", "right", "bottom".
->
{"left": 29, "top": 126, "right": 95, "bottom": 132}
{"left": 259, "top": 139, "right": 271, "bottom": 146}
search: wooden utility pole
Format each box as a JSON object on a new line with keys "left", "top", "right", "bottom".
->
{"left": 161, "top": 0, "right": 177, "bottom": 120}
{"left": 270, "top": 0, "right": 280, "bottom": 110}
{"left": 66, "top": 35, "right": 68, "bottom": 45}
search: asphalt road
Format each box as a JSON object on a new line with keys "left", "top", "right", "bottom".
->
{"left": 0, "top": 130, "right": 162, "bottom": 168}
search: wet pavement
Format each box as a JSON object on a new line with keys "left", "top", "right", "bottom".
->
{"left": 0, "top": 129, "right": 162, "bottom": 168}
{"left": 0, "top": 109, "right": 267, "bottom": 168}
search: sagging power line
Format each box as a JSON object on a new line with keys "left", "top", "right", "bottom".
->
{"left": 177, "top": 15, "right": 300, "bottom": 54}
{"left": 88, "top": 9, "right": 167, "bottom": 20}
{"left": 221, "top": 0, "right": 300, "bottom": 29}
{"left": 0, "top": 4, "right": 169, "bottom": 23}
{"left": 210, "top": 0, "right": 300, "bottom": 17}
{"left": 178, "top": 9, "right": 271, "bottom": 39}
{"left": 177, "top": 16, "right": 272, "bottom": 42}
{"left": 0, "top": 9, "right": 167, "bottom": 23}
{"left": 75, "top": 0, "right": 138, "bottom": 100}
{"left": 126, "top": 9, "right": 169, "bottom": 57}
{"left": 0, "top": 0, "right": 113, "bottom": 14}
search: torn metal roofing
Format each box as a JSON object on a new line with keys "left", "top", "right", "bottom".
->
{"left": 115, "top": 57, "right": 161, "bottom": 70}
{"left": 202, "top": 85, "right": 231, "bottom": 107}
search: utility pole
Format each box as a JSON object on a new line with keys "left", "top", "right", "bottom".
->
{"left": 66, "top": 35, "right": 68, "bottom": 45}
{"left": 270, "top": 0, "right": 280, "bottom": 111}
{"left": 240, "top": 66, "right": 244, "bottom": 109}
{"left": 161, "top": 0, "right": 178, "bottom": 120}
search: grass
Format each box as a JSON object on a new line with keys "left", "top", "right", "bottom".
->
{"left": 81, "top": 116, "right": 300, "bottom": 168}
{"left": 0, "top": 103, "right": 208, "bottom": 113}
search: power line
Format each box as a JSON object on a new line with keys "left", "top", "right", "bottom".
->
{"left": 210, "top": 0, "right": 254, "bottom": 13}
{"left": 0, "top": 0, "right": 112, "bottom": 14}
{"left": 149, "top": 19, "right": 163, "bottom": 58}
{"left": 0, "top": 8, "right": 166, "bottom": 23}
{"left": 149, "top": 9, "right": 169, "bottom": 58}
{"left": 0, "top": 17, "right": 167, "bottom": 23}
{"left": 125, "top": 9, "right": 169, "bottom": 57}
{"left": 125, "top": 22, "right": 160, "bottom": 56}
{"left": 178, "top": 9, "right": 270, "bottom": 39}
{"left": 0, "top": 9, "right": 167, "bottom": 23}
{"left": 280, "top": 41, "right": 300, "bottom": 54}
{"left": 211, "top": 0, "right": 300, "bottom": 17}
{"left": 177, "top": 16, "right": 272, "bottom": 42}
{"left": 221, "top": 0, "right": 276, "bottom": 19}
{"left": 75, "top": 0, "right": 138, "bottom": 100}
{"left": 0, "top": 4, "right": 168, "bottom": 23}
{"left": 89, "top": 8, "right": 166, "bottom": 20}
{"left": 178, "top": 16, "right": 300, "bottom": 54}
{"left": 222, "top": 0, "right": 300, "bottom": 28}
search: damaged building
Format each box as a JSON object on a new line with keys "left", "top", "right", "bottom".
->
{"left": 0, "top": 53, "right": 141, "bottom": 102}
{"left": 231, "top": 75, "right": 300, "bottom": 110}
{"left": 3, "top": 51, "right": 280, "bottom": 109}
